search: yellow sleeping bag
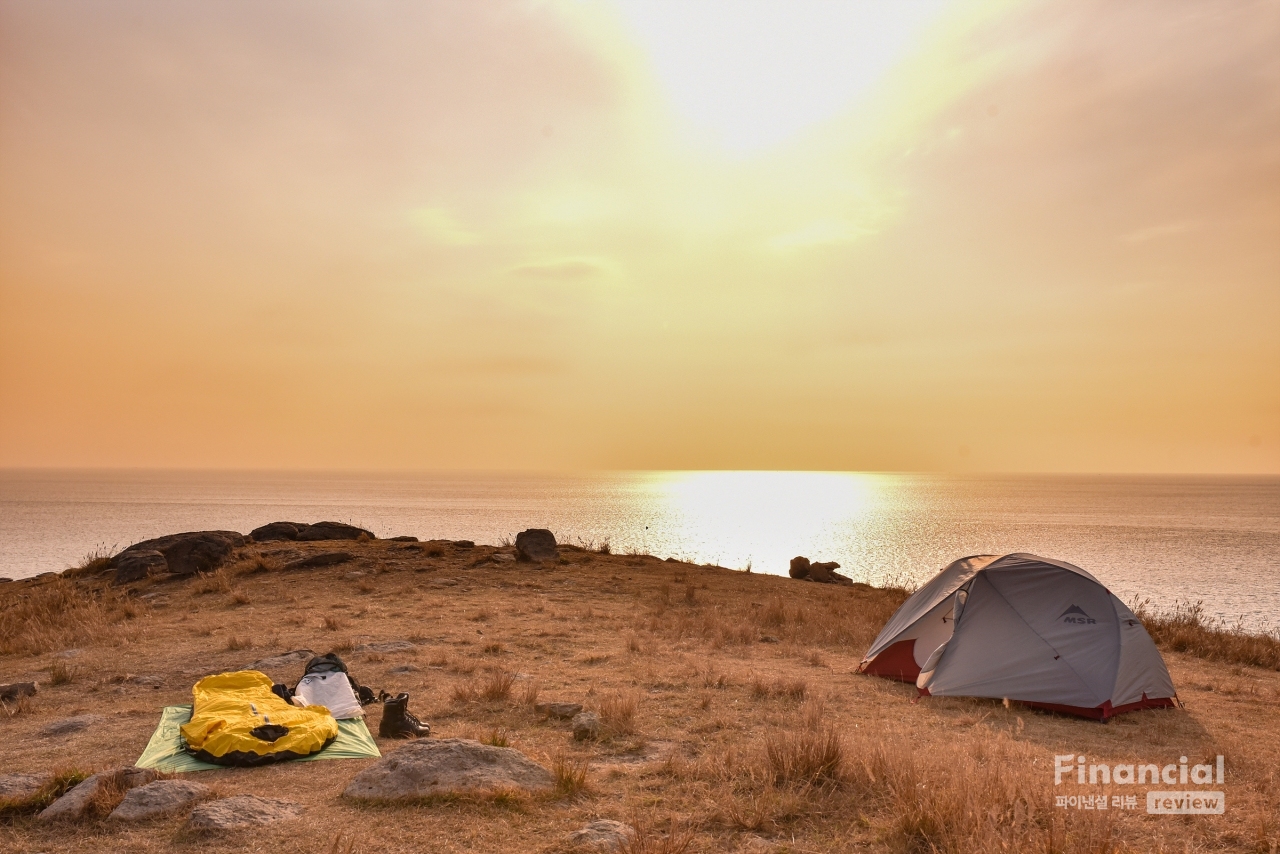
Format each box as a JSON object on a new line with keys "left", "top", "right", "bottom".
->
{"left": 181, "top": 671, "right": 339, "bottom": 767}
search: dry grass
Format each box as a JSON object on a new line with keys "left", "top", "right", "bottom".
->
{"left": 62, "top": 548, "right": 116, "bottom": 579}
{"left": 224, "top": 635, "right": 251, "bottom": 651}
{"left": 598, "top": 690, "right": 639, "bottom": 736}
{"left": 322, "top": 614, "right": 348, "bottom": 631}
{"left": 518, "top": 679, "right": 541, "bottom": 706}
{"left": 0, "top": 577, "right": 146, "bottom": 656}
{"left": 763, "top": 725, "right": 844, "bottom": 787}
{"left": 1137, "top": 599, "right": 1280, "bottom": 670}
{"left": 480, "top": 669, "right": 516, "bottom": 702}
{"left": 48, "top": 659, "right": 80, "bottom": 685}
{"left": 551, "top": 752, "right": 590, "bottom": 798}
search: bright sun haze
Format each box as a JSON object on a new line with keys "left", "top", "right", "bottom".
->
{"left": 0, "top": 0, "right": 1276, "bottom": 473}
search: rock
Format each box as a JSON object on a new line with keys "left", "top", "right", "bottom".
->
{"left": 187, "top": 795, "right": 303, "bottom": 830}
{"left": 249, "top": 521, "right": 307, "bottom": 542}
{"left": 488, "top": 553, "right": 516, "bottom": 563}
{"left": 344, "top": 571, "right": 367, "bottom": 580}
{"left": 0, "top": 772, "right": 47, "bottom": 801}
{"left": 789, "top": 555, "right": 853, "bottom": 585}
{"left": 388, "top": 664, "right": 420, "bottom": 674}
{"left": 535, "top": 702, "right": 583, "bottom": 720}
{"left": 108, "top": 779, "right": 211, "bottom": 822}
{"left": 283, "top": 551, "right": 353, "bottom": 570}
{"left": 251, "top": 649, "right": 315, "bottom": 670}
{"left": 296, "top": 521, "right": 374, "bottom": 541}
{"left": 515, "top": 529, "right": 559, "bottom": 562}
{"left": 342, "top": 738, "right": 554, "bottom": 800}
{"left": 55, "top": 648, "right": 82, "bottom": 658}
{"left": 0, "top": 577, "right": 11, "bottom": 582}
{"left": 0, "top": 682, "right": 37, "bottom": 702}
{"left": 389, "top": 535, "right": 418, "bottom": 542}
{"left": 454, "top": 540, "right": 475, "bottom": 548}
{"left": 39, "top": 714, "right": 102, "bottom": 737}
{"left": 356, "top": 640, "right": 417, "bottom": 653}
{"left": 760, "top": 635, "right": 780, "bottom": 644}
{"left": 572, "top": 711, "right": 602, "bottom": 741}
{"left": 567, "top": 819, "right": 637, "bottom": 851}
{"left": 111, "top": 549, "right": 168, "bottom": 584}
{"left": 114, "top": 531, "right": 245, "bottom": 577}
{"left": 808, "top": 561, "right": 853, "bottom": 586}
{"left": 124, "top": 675, "right": 164, "bottom": 688}
{"left": 39, "top": 767, "right": 157, "bottom": 821}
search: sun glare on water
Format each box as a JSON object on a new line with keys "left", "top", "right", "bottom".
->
{"left": 646, "top": 470, "right": 885, "bottom": 571}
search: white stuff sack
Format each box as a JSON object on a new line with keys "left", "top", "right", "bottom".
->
{"left": 292, "top": 671, "right": 363, "bottom": 719}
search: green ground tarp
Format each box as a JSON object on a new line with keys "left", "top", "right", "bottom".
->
{"left": 136, "top": 705, "right": 380, "bottom": 772}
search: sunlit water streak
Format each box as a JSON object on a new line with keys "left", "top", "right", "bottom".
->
{"left": 1, "top": 470, "right": 1276, "bottom": 632}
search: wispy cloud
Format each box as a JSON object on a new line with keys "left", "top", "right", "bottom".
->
{"left": 766, "top": 218, "right": 877, "bottom": 251}
{"left": 1120, "top": 220, "right": 1201, "bottom": 243}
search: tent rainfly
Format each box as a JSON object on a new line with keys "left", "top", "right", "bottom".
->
{"left": 858, "top": 553, "right": 1177, "bottom": 720}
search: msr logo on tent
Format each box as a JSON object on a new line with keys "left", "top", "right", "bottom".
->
{"left": 1060, "top": 605, "right": 1096, "bottom": 624}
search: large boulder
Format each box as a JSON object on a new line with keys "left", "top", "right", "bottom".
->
{"left": 572, "top": 711, "right": 602, "bottom": 741}
{"left": 296, "top": 521, "right": 375, "bottom": 541}
{"left": 39, "top": 767, "right": 157, "bottom": 821}
{"left": 112, "top": 549, "right": 167, "bottom": 585}
{"left": 114, "top": 531, "right": 244, "bottom": 577}
{"left": 249, "top": 521, "right": 308, "bottom": 542}
{"left": 108, "top": 779, "right": 211, "bottom": 822}
{"left": 187, "top": 795, "right": 303, "bottom": 830}
{"left": 515, "top": 529, "right": 558, "bottom": 562}
{"left": 342, "top": 738, "right": 554, "bottom": 800}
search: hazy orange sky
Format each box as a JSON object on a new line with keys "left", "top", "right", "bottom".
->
{"left": 1, "top": 0, "right": 1277, "bottom": 473}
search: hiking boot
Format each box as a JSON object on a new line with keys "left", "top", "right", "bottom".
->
{"left": 379, "top": 692, "right": 430, "bottom": 738}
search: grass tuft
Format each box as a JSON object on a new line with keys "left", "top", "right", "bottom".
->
{"left": 1136, "top": 599, "right": 1280, "bottom": 670}
{"left": 552, "top": 752, "right": 590, "bottom": 798}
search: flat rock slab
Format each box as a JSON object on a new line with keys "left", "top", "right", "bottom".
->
{"left": 535, "top": 702, "right": 584, "bottom": 720}
{"left": 283, "top": 551, "right": 353, "bottom": 570}
{"left": 109, "top": 779, "right": 211, "bottom": 822}
{"left": 357, "top": 640, "right": 418, "bottom": 653}
{"left": 40, "top": 714, "right": 103, "bottom": 737}
{"left": 567, "top": 820, "right": 637, "bottom": 852}
{"left": 251, "top": 649, "right": 316, "bottom": 670}
{"left": 0, "top": 772, "right": 47, "bottom": 801}
{"left": 188, "top": 795, "right": 303, "bottom": 830}
{"left": 343, "top": 738, "right": 554, "bottom": 800}
{"left": 40, "top": 767, "right": 157, "bottom": 821}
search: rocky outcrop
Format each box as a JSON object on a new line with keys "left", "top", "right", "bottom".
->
{"left": 567, "top": 820, "right": 637, "bottom": 851}
{"left": 250, "top": 649, "right": 315, "bottom": 670}
{"left": 249, "top": 521, "right": 374, "bottom": 542}
{"left": 249, "top": 522, "right": 308, "bottom": 542}
{"left": 297, "top": 522, "right": 375, "bottom": 541}
{"left": 108, "top": 779, "right": 211, "bottom": 822}
{"left": 113, "top": 531, "right": 245, "bottom": 579}
{"left": 342, "top": 738, "right": 554, "bottom": 800}
{"left": 788, "top": 556, "right": 854, "bottom": 586}
{"left": 39, "top": 767, "right": 157, "bottom": 821}
{"left": 112, "top": 550, "right": 167, "bottom": 584}
{"left": 515, "top": 529, "right": 558, "bottom": 562}
{"left": 187, "top": 795, "right": 303, "bottom": 830}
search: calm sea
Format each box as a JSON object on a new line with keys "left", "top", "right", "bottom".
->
{"left": 1, "top": 470, "right": 1276, "bottom": 632}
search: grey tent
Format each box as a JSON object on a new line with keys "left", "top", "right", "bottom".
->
{"left": 858, "top": 554, "right": 1177, "bottom": 720}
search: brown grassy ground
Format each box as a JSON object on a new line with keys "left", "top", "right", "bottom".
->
{"left": 1, "top": 538, "right": 1277, "bottom": 854}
